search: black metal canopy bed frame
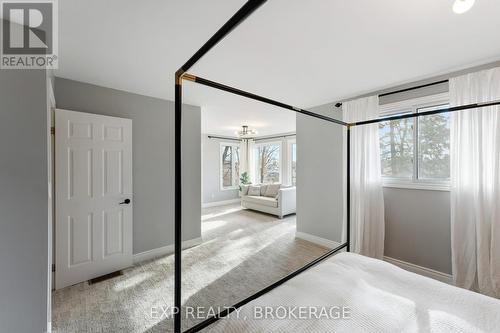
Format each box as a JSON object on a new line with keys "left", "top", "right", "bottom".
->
{"left": 173, "top": 1, "right": 500, "bottom": 332}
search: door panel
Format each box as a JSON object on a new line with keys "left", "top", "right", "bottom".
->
{"left": 55, "top": 109, "right": 133, "bottom": 289}
{"left": 67, "top": 148, "right": 93, "bottom": 199}
{"left": 103, "top": 150, "right": 123, "bottom": 196}
{"left": 68, "top": 214, "right": 92, "bottom": 266}
{"left": 103, "top": 209, "right": 124, "bottom": 257}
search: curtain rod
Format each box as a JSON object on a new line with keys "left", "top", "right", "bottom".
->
{"left": 208, "top": 134, "right": 296, "bottom": 142}
{"left": 254, "top": 134, "right": 295, "bottom": 141}
{"left": 351, "top": 99, "right": 500, "bottom": 126}
{"left": 207, "top": 135, "right": 241, "bottom": 142}
{"left": 334, "top": 79, "right": 449, "bottom": 108}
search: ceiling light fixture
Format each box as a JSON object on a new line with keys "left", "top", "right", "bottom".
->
{"left": 235, "top": 125, "right": 258, "bottom": 137}
{"left": 453, "top": 0, "right": 475, "bottom": 14}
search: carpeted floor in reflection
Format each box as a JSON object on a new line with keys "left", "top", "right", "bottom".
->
{"left": 52, "top": 204, "right": 329, "bottom": 333}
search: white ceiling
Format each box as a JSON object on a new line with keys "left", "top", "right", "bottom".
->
{"left": 56, "top": 0, "right": 500, "bottom": 136}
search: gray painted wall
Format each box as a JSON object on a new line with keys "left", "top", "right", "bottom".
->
{"left": 379, "top": 82, "right": 453, "bottom": 275}
{"left": 297, "top": 77, "right": 459, "bottom": 273}
{"left": 297, "top": 111, "right": 453, "bottom": 273}
{"left": 296, "top": 108, "right": 344, "bottom": 243}
{"left": 384, "top": 188, "right": 451, "bottom": 274}
{"left": 299, "top": 61, "right": 500, "bottom": 274}
{"left": 54, "top": 77, "right": 201, "bottom": 254}
{"left": 297, "top": 99, "right": 452, "bottom": 272}
{"left": 0, "top": 69, "right": 49, "bottom": 332}
{"left": 202, "top": 136, "right": 239, "bottom": 204}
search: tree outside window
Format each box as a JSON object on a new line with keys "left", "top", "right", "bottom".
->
{"left": 379, "top": 102, "right": 450, "bottom": 183}
{"left": 255, "top": 143, "right": 280, "bottom": 183}
{"left": 221, "top": 144, "right": 240, "bottom": 189}
{"left": 417, "top": 106, "right": 450, "bottom": 180}
{"left": 379, "top": 117, "right": 414, "bottom": 179}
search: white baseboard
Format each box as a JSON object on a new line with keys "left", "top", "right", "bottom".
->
{"left": 51, "top": 239, "right": 203, "bottom": 289}
{"left": 384, "top": 256, "right": 453, "bottom": 284}
{"left": 133, "top": 237, "right": 203, "bottom": 264}
{"left": 202, "top": 198, "right": 240, "bottom": 208}
{"left": 295, "top": 232, "right": 341, "bottom": 249}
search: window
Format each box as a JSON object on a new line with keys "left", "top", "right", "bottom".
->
{"left": 416, "top": 105, "right": 450, "bottom": 180}
{"left": 220, "top": 143, "right": 240, "bottom": 190}
{"left": 379, "top": 114, "right": 414, "bottom": 179}
{"left": 379, "top": 94, "right": 450, "bottom": 189}
{"left": 255, "top": 142, "right": 281, "bottom": 184}
{"left": 289, "top": 141, "right": 297, "bottom": 186}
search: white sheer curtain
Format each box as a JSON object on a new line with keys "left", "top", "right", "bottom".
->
{"left": 450, "top": 67, "right": 500, "bottom": 297}
{"left": 240, "top": 139, "right": 249, "bottom": 175}
{"left": 241, "top": 139, "right": 256, "bottom": 184}
{"left": 343, "top": 96, "right": 385, "bottom": 259}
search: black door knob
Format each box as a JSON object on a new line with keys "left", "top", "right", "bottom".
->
{"left": 119, "top": 199, "right": 131, "bottom": 205}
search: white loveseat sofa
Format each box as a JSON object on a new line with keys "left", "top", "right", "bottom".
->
{"left": 240, "top": 184, "right": 296, "bottom": 219}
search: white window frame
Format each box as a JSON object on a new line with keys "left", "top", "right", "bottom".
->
{"left": 254, "top": 140, "right": 283, "bottom": 184}
{"left": 379, "top": 93, "right": 450, "bottom": 191}
{"left": 287, "top": 138, "right": 296, "bottom": 186}
{"left": 219, "top": 142, "right": 240, "bottom": 191}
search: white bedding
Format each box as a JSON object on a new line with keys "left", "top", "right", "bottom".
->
{"left": 207, "top": 252, "right": 500, "bottom": 333}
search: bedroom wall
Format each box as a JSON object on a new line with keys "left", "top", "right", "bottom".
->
{"left": 54, "top": 77, "right": 202, "bottom": 255}
{"left": 383, "top": 188, "right": 451, "bottom": 274}
{"left": 0, "top": 68, "right": 49, "bottom": 333}
{"left": 202, "top": 135, "right": 240, "bottom": 204}
{"left": 297, "top": 98, "right": 451, "bottom": 273}
{"left": 380, "top": 80, "right": 452, "bottom": 274}
{"left": 297, "top": 93, "right": 452, "bottom": 274}
{"left": 298, "top": 61, "right": 500, "bottom": 274}
{"left": 296, "top": 107, "right": 344, "bottom": 244}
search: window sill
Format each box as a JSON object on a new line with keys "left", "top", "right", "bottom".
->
{"left": 220, "top": 187, "right": 239, "bottom": 192}
{"left": 382, "top": 181, "right": 450, "bottom": 192}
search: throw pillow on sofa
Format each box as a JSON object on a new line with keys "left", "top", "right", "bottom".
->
{"left": 264, "top": 184, "right": 281, "bottom": 198}
{"left": 248, "top": 186, "right": 261, "bottom": 196}
{"left": 260, "top": 184, "right": 268, "bottom": 196}
{"left": 240, "top": 185, "right": 250, "bottom": 195}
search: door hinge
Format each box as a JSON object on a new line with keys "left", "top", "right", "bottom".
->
{"left": 50, "top": 127, "right": 55, "bottom": 135}
{"left": 52, "top": 264, "right": 55, "bottom": 272}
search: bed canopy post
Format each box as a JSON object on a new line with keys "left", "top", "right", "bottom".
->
{"left": 174, "top": 70, "right": 183, "bottom": 333}
{"left": 172, "top": 2, "right": 500, "bottom": 331}
{"left": 346, "top": 126, "right": 351, "bottom": 252}
{"left": 174, "top": 1, "right": 268, "bottom": 332}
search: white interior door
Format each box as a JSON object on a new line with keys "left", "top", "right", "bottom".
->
{"left": 55, "top": 109, "right": 133, "bottom": 289}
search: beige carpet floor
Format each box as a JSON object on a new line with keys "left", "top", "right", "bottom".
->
{"left": 52, "top": 204, "right": 328, "bottom": 333}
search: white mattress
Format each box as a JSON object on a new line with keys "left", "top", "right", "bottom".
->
{"left": 207, "top": 252, "right": 500, "bottom": 332}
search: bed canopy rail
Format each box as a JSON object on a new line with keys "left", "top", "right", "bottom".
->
{"left": 184, "top": 242, "right": 348, "bottom": 333}
{"left": 182, "top": 74, "right": 348, "bottom": 126}
{"left": 174, "top": 1, "right": 500, "bottom": 332}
